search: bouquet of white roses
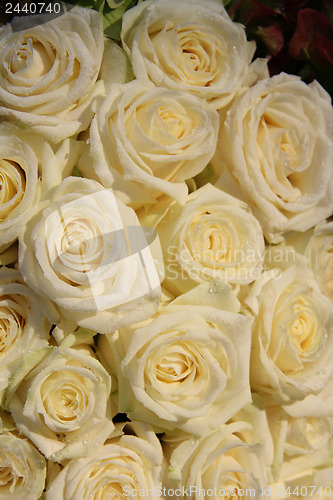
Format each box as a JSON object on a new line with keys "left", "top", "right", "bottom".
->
{"left": 0, "top": 0, "right": 332, "bottom": 498}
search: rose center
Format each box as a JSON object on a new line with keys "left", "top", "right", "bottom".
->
{"left": 287, "top": 300, "right": 319, "bottom": 354}
{"left": 257, "top": 111, "right": 304, "bottom": 202}
{"left": 50, "top": 386, "right": 83, "bottom": 420}
{"left": 0, "top": 304, "right": 25, "bottom": 353}
{"left": 0, "top": 160, "right": 25, "bottom": 221}
{"left": 177, "top": 27, "right": 216, "bottom": 77}
{"left": 155, "top": 354, "right": 194, "bottom": 382}
{"left": 9, "top": 38, "right": 53, "bottom": 77}
{"left": 215, "top": 465, "right": 245, "bottom": 499}
{"left": 158, "top": 106, "right": 190, "bottom": 139}
{"left": 87, "top": 460, "right": 139, "bottom": 496}
{"left": 181, "top": 37, "right": 209, "bottom": 72}
{"left": 59, "top": 218, "right": 104, "bottom": 272}
{"left": 41, "top": 371, "right": 90, "bottom": 428}
{"left": 152, "top": 341, "right": 202, "bottom": 384}
{"left": 272, "top": 287, "right": 325, "bottom": 372}
{"left": 187, "top": 214, "right": 235, "bottom": 264}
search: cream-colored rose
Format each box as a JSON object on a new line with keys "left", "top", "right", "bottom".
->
{"left": 267, "top": 406, "right": 333, "bottom": 499}
{"left": 150, "top": 184, "right": 264, "bottom": 296}
{"left": 0, "top": 432, "right": 46, "bottom": 499}
{"left": 0, "top": 7, "right": 107, "bottom": 143}
{"left": 80, "top": 80, "right": 219, "bottom": 208}
{"left": 0, "top": 121, "right": 84, "bottom": 216}
{"left": 6, "top": 345, "right": 114, "bottom": 462}
{"left": 213, "top": 73, "right": 333, "bottom": 243}
{"left": 295, "top": 221, "right": 333, "bottom": 304}
{"left": 0, "top": 126, "right": 41, "bottom": 252}
{"left": 166, "top": 422, "right": 268, "bottom": 499}
{"left": 282, "top": 375, "right": 333, "bottom": 419}
{"left": 121, "top": 0, "right": 267, "bottom": 109}
{"left": 45, "top": 421, "right": 163, "bottom": 499}
{"left": 18, "top": 177, "right": 162, "bottom": 334}
{"left": 247, "top": 256, "right": 333, "bottom": 404}
{"left": 14, "top": 128, "right": 84, "bottom": 202}
{"left": 99, "top": 281, "right": 252, "bottom": 435}
{"left": 271, "top": 469, "right": 333, "bottom": 500}
{"left": 229, "top": 395, "right": 274, "bottom": 478}
{"left": 266, "top": 405, "right": 333, "bottom": 484}
{"left": 0, "top": 267, "right": 50, "bottom": 403}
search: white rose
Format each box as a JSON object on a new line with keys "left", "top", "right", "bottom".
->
{"left": 0, "top": 125, "right": 41, "bottom": 252}
{"left": 99, "top": 281, "right": 252, "bottom": 435}
{"left": 151, "top": 184, "right": 264, "bottom": 296}
{"left": 121, "top": 0, "right": 267, "bottom": 109}
{"left": 45, "top": 421, "right": 163, "bottom": 499}
{"left": 81, "top": 80, "right": 219, "bottom": 208}
{"left": 6, "top": 345, "right": 114, "bottom": 462}
{"left": 296, "top": 221, "right": 333, "bottom": 304}
{"left": 0, "top": 267, "right": 50, "bottom": 403}
{"left": 0, "top": 6, "right": 105, "bottom": 143}
{"left": 282, "top": 376, "right": 333, "bottom": 419}
{"left": 271, "top": 469, "right": 333, "bottom": 500}
{"left": 267, "top": 406, "right": 333, "bottom": 499}
{"left": 166, "top": 422, "right": 268, "bottom": 499}
{"left": 18, "top": 177, "right": 162, "bottom": 334}
{"left": 229, "top": 395, "right": 274, "bottom": 478}
{"left": 0, "top": 432, "right": 46, "bottom": 499}
{"left": 14, "top": 128, "right": 84, "bottom": 202}
{"left": 266, "top": 405, "right": 333, "bottom": 484}
{"left": 213, "top": 73, "right": 333, "bottom": 243}
{"left": 247, "top": 256, "right": 333, "bottom": 404}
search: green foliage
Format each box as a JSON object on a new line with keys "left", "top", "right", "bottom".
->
{"left": 63, "top": 0, "right": 138, "bottom": 40}
{"left": 103, "top": 0, "right": 137, "bottom": 39}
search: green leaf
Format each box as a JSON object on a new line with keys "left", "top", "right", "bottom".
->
{"left": 106, "top": 0, "right": 127, "bottom": 7}
{"left": 193, "top": 163, "right": 218, "bottom": 189}
{"left": 96, "top": 0, "right": 106, "bottom": 11}
{"left": 103, "top": 0, "right": 136, "bottom": 40}
{"left": 61, "top": 328, "right": 96, "bottom": 348}
{"left": 104, "top": 16, "right": 123, "bottom": 39}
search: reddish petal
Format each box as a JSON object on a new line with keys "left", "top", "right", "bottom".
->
{"left": 289, "top": 8, "right": 333, "bottom": 60}
{"left": 255, "top": 22, "right": 284, "bottom": 56}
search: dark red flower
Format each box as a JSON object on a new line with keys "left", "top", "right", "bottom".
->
{"left": 253, "top": 22, "right": 284, "bottom": 56}
{"left": 229, "top": 0, "right": 279, "bottom": 25}
{"left": 289, "top": 8, "right": 333, "bottom": 69}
